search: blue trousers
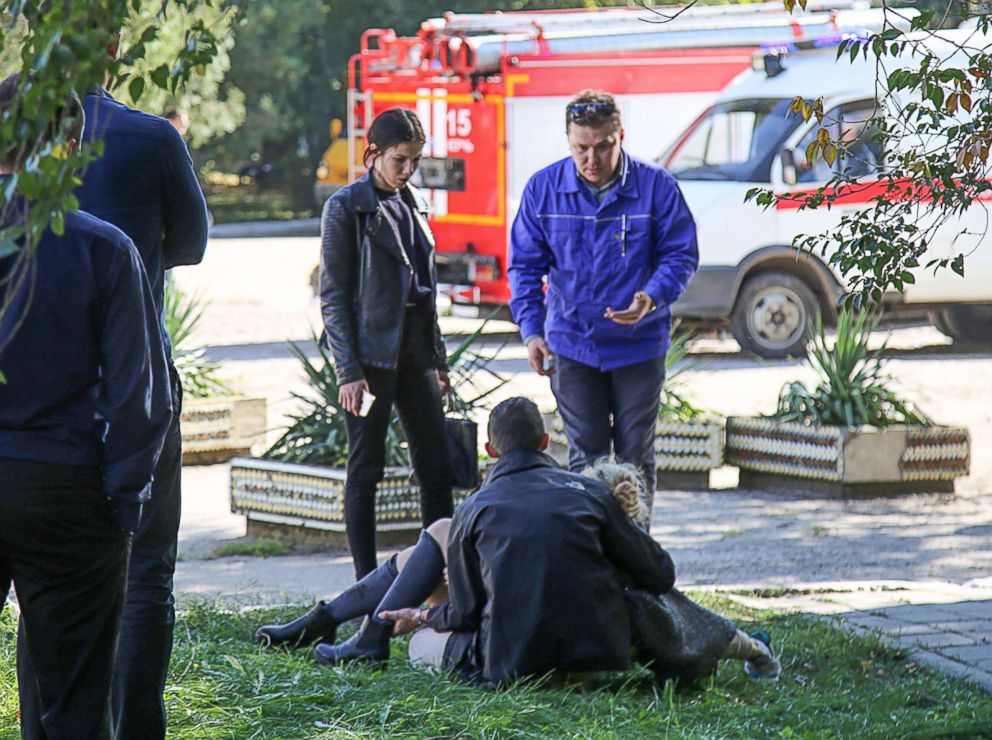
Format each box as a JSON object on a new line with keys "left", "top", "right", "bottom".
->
{"left": 551, "top": 353, "right": 665, "bottom": 498}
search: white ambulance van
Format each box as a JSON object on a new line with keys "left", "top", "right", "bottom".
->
{"left": 662, "top": 29, "right": 992, "bottom": 357}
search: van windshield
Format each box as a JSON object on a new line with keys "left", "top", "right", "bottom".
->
{"left": 665, "top": 99, "right": 801, "bottom": 183}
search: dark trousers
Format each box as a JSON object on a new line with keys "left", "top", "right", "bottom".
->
{"left": 343, "top": 313, "right": 454, "bottom": 579}
{"left": 551, "top": 354, "right": 665, "bottom": 500}
{"left": 16, "top": 369, "right": 181, "bottom": 740}
{"left": 112, "top": 364, "right": 183, "bottom": 739}
{"left": 1, "top": 459, "right": 130, "bottom": 740}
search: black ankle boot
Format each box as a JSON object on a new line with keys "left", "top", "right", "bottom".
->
{"left": 255, "top": 602, "right": 338, "bottom": 648}
{"left": 312, "top": 616, "right": 393, "bottom": 666}
{"left": 256, "top": 556, "right": 400, "bottom": 649}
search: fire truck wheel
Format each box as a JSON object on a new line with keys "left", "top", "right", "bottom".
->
{"left": 931, "top": 304, "right": 992, "bottom": 344}
{"left": 730, "top": 271, "right": 818, "bottom": 359}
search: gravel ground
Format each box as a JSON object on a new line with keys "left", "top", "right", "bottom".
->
{"left": 172, "top": 236, "right": 992, "bottom": 599}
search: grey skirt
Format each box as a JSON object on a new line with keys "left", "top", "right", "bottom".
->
{"left": 625, "top": 588, "right": 738, "bottom": 684}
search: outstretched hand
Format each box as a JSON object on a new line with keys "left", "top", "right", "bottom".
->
{"left": 378, "top": 608, "right": 421, "bottom": 636}
{"left": 605, "top": 292, "right": 654, "bottom": 325}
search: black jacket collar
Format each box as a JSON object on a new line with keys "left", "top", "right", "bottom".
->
{"left": 352, "top": 172, "right": 430, "bottom": 215}
{"left": 486, "top": 447, "right": 560, "bottom": 484}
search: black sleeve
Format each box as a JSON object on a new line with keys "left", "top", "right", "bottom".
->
{"left": 598, "top": 490, "right": 675, "bottom": 594}
{"left": 318, "top": 194, "right": 363, "bottom": 384}
{"left": 425, "top": 506, "right": 485, "bottom": 632}
{"left": 160, "top": 123, "right": 208, "bottom": 269}
{"left": 98, "top": 238, "right": 173, "bottom": 531}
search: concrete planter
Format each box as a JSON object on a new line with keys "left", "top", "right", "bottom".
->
{"left": 181, "top": 397, "right": 267, "bottom": 465}
{"left": 654, "top": 420, "right": 724, "bottom": 490}
{"left": 725, "top": 417, "right": 970, "bottom": 496}
{"left": 544, "top": 412, "right": 724, "bottom": 490}
{"left": 229, "top": 457, "right": 478, "bottom": 547}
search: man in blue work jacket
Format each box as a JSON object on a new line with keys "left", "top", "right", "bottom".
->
{"left": 0, "top": 73, "right": 172, "bottom": 739}
{"left": 509, "top": 89, "right": 699, "bottom": 505}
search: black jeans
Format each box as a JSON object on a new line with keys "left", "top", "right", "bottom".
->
{"left": 1, "top": 458, "right": 130, "bottom": 740}
{"left": 551, "top": 354, "right": 665, "bottom": 498}
{"left": 112, "top": 363, "right": 183, "bottom": 739}
{"left": 16, "top": 367, "right": 181, "bottom": 740}
{"left": 343, "top": 310, "right": 454, "bottom": 579}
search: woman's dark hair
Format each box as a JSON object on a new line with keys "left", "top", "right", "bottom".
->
{"left": 362, "top": 108, "right": 426, "bottom": 169}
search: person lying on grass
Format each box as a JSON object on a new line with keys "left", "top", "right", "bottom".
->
{"left": 256, "top": 397, "right": 779, "bottom": 684}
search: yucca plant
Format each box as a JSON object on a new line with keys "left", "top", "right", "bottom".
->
{"left": 263, "top": 317, "right": 510, "bottom": 468}
{"left": 774, "top": 308, "right": 931, "bottom": 428}
{"left": 164, "top": 279, "right": 230, "bottom": 399}
{"left": 658, "top": 325, "right": 712, "bottom": 422}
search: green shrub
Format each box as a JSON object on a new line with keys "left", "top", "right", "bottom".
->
{"left": 774, "top": 308, "right": 931, "bottom": 427}
{"left": 263, "top": 319, "right": 508, "bottom": 467}
{"left": 164, "top": 279, "right": 230, "bottom": 399}
{"left": 659, "top": 325, "right": 713, "bottom": 422}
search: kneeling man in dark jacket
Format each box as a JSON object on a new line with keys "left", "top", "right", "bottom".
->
{"left": 392, "top": 397, "right": 676, "bottom": 685}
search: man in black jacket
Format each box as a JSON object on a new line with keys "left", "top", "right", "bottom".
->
{"left": 382, "top": 397, "right": 675, "bottom": 685}
{"left": 0, "top": 73, "right": 172, "bottom": 739}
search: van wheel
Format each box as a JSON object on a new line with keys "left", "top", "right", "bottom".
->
{"left": 730, "top": 271, "right": 818, "bottom": 358}
{"left": 932, "top": 304, "right": 992, "bottom": 343}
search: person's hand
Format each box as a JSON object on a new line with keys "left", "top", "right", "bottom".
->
{"left": 438, "top": 370, "right": 450, "bottom": 395}
{"left": 526, "top": 337, "right": 555, "bottom": 376}
{"left": 442, "top": 567, "right": 448, "bottom": 587}
{"left": 605, "top": 292, "right": 654, "bottom": 325}
{"left": 378, "top": 607, "right": 422, "bottom": 636}
{"left": 339, "top": 379, "right": 370, "bottom": 416}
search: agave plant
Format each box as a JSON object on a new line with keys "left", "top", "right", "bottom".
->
{"left": 263, "top": 317, "right": 510, "bottom": 468}
{"left": 658, "top": 324, "right": 712, "bottom": 422}
{"left": 774, "top": 308, "right": 931, "bottom": 428}
{"left": 164, "top": 278, "right": 230, "bottom": 399}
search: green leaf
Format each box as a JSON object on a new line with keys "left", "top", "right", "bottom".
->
{"left": 150, "top": 64, "right": 170, "bottom": 89}
{"left": 0, "top": 238, "right": 20, "bottom": 258}
{"left": 128, "top": 76, "right": 145, "bottom": 102}
{"left": 951, "top": 254, "right": 965, "bottom": 276}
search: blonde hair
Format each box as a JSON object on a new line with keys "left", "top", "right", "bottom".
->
{"left": 581, "top": 459, "right": 650, "bottom": 528}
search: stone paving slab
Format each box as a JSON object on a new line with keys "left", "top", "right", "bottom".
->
{"left": 716, "top": 581, "right": 992, "bottom": 693}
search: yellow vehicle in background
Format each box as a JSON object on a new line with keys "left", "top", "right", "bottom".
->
{"left": 314, "top": 118, "right": 350, "bottom": 207}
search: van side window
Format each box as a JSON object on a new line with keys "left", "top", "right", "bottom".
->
{"left": 795, "top": 101, "right": 883, "bottom": 183}
{"left": 665, "top": 99, "right": 800, "bottom": 183}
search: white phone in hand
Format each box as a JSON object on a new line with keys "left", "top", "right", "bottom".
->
{"left": 359, "top": 389, "right": 376, "bottom": 417}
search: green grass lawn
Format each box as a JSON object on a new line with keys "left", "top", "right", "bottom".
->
{"left": 2, "top": 593, "right": 990, "bottom": 738}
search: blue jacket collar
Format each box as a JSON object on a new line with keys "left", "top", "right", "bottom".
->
{"left": 485, "top": 447, "right": 561, "bottom": 484}
{"left": 562, "top": 151, "right": 638, "bottom": 199}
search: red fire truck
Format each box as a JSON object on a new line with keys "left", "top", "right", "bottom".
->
{"left": 346, "top": 1, "right": 893, "bottom": 315}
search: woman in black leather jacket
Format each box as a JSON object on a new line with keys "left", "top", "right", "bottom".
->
{"left": 318, "top": 108, "right": 454, "bottom": 579}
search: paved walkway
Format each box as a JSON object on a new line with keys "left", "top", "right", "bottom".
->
{"left": 717, "top": 580, "right": 992, "bottom": 692}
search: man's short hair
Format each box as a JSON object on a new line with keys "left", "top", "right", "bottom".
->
{"left": 0, "top": 73, "right": 84, "bottom": 170}
{"left": 565, "top": 89, "right": 621, "bottom": 133}
{"left": 487, "top": 397, "right": 545, "bottom": 455}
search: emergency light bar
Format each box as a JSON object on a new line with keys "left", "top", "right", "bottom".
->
{"left": 752, "top": 32, "right": 872, "bottom": 76}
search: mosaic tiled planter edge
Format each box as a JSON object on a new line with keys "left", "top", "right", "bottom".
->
{"left": 229, "top": 457, "right": 477, "bottom": 544}
{"left": 544, "top": 413, "right": 724, "bottom": 490}
{"left": 725, "top": 416, "right": 970, "bottom": 497}
{"left": 181, "top": 396, "right": 267, "bottom": 465}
